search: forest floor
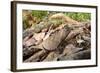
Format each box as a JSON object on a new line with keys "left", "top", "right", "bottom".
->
{"left": 22, "top": 11, "right": 91, "bottom": 62}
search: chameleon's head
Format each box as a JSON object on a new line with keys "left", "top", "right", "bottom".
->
{"left": 62, "top": 24, "right": 72, "bottom": 32}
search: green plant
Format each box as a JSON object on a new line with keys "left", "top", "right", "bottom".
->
{"left": 65, "top": 12, "right": 91, "bottom": 22}
{"left": 32, "top": 10, "right": 48, "bottom": 20}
